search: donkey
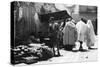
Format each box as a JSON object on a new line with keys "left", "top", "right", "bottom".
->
{"left": 48, "top": 18, "right": 64, "bottom": 56}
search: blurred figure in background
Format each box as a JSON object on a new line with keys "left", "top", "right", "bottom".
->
{"left": 87, "top": 20, "right": 96, "bottom": 48}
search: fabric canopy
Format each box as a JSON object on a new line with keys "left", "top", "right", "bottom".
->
{"left": 39, "top": 10, "right": 72, "bottom": 22}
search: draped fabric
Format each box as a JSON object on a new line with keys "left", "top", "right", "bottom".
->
{"left": 76, "top": 20, "right": 96, "bottom": 47}
{"left": 15, "top": 6, "right": 38, "bottom": 45}
{"left": 76, "top": 20, "right": 94, "bottom": 48}
{"left": 87, "top": 20, "right": 96, "bottom": 47}
{"left": 62, "top": 21, "right": 78, "bottom": 45}
{"left": 76, "top": 20, "right": 89, "bottom": 43}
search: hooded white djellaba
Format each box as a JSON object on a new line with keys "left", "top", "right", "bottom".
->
{"left": 76, "top": 20, "right": 89, "bottom": 42}
{"left": 73, "top": 20, "right": 89, "bottom": 50}
{"left": 73, "top": 19, "right": 96, "bottom": 50}
{"left": 86, "top": 20, "right": 96, "bottom": 47}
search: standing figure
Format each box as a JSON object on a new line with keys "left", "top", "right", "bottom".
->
{"left": 48, "top": 17, "right": 62, "bottom": 56}
{"left": 87, "top": 20, "right": 96, "bottom": 48}
{"left": 62, "top": 18, "right": 78, "bottom": 50}
{"left": 74, "top": 18, "right": 89, "bottom": 51}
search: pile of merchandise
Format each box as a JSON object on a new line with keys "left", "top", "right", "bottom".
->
{"left": 12, "top": 44, "right": 54, "bottom": 64}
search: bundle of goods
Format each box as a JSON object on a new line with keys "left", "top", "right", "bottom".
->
{"left": 12, "top": 44, "right": 54, "bottom": 64}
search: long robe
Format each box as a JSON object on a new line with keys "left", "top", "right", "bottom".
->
{"left": 62, "top": 21, "right": 78, "bottom": 45}
{"left": 87, "top": 20, "right": 96, "bottom": 47}
{"left": 76, "top": 20, "right": 89, "bottom": 43}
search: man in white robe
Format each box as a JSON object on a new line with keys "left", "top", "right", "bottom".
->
{"left": 73, "top": 19, "right": 89, "bottom": 50}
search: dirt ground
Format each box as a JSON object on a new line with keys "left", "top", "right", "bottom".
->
{"left": 17, "top": 49, "right": 97, "bottom": 66}
{"left": 16, "top": 36, "right": 98, "bottom": 66}
{"left": 34, "top": 36, "right": 98, "bottom": 64}
{"left": 36, "top": 49, "right": 97, "bottom": 64}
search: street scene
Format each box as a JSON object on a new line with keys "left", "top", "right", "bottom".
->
{"left": 11, "top": 1, "right": 98, "bottom": 65}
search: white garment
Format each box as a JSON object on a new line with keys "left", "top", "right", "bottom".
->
{"left": 73, "top": 41, "right": 88, "bottom": 50}
{"left": 62, "top": 21, "right": 77, "bottom": 45}
{"left": 87, "top": 20, "right": 96, "bottom": 47}
{"left": 82, "top": 42, "right": 88, "bottom": 50}
{"left": 73, "top": 42, "right": 80, "bottom": 50}
{"left": 76, "top": 20, "right": 90, "bottom": 50}
{"left": 76, "top": 20, "right": 89, "bottom": 42}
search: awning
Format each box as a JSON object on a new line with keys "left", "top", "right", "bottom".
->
{"left": 39, "top": 10, "right": 72, "bottom": 22}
